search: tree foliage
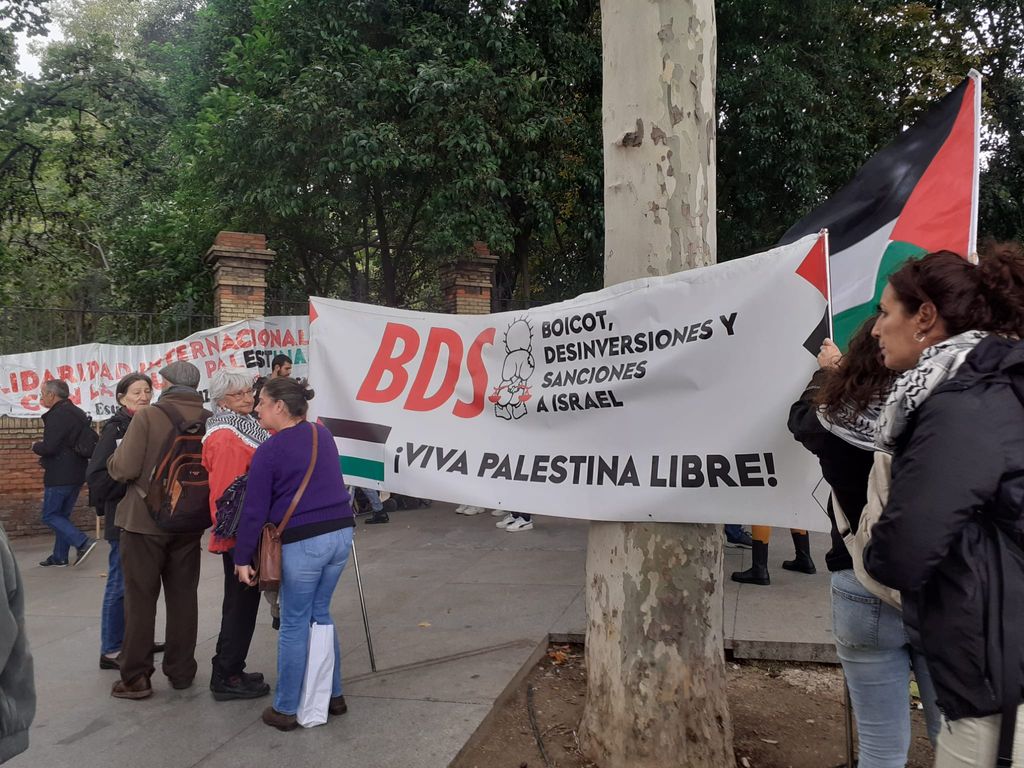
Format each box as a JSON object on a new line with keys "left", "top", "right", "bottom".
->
{"left": 187, "top": 0, "right": 602, "bottom": 307}
{"left": 0, "top": 0, "right": 1020, "bottom": 325}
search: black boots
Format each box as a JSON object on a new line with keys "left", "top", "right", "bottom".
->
{"left": 731, "top": 540, "right": 770, "bottom": 586}
{"left": 782, "top": 531, "right": 817, "bottom": 574}
{"left": 365, "top": 497, "right": 396, "bottom": 525}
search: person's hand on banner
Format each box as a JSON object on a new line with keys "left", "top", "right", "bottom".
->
{"left": 818, "top": 338, "right": 842, "bottom": 370}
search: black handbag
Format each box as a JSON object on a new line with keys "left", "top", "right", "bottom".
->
{"left": 213, "top": 473, "right": 248, "bottom": 539}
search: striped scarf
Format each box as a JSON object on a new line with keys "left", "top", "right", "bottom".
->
{"left": 203, "top": 411, "right": 270, "bottom": 450}
{"left": 875, "top": 330, "right": 988, "bottom": 453}
{"left": 816, "top": 398, "right": 883, "bottom": 452}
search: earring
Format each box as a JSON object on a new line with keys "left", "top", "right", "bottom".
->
{"left": 914, "top": 331, "right": 926, "bottom": 343}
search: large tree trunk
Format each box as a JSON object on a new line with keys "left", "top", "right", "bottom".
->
{"left": 579, "top": 2, "right": 732, "bottom": 767}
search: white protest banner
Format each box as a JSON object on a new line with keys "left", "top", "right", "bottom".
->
{"left": 0, "top": 316, "right": 309, "bottom": 418}
{"left": 309, "top": 234, "right": 832, "bottom": 529}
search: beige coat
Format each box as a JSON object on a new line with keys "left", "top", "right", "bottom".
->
{"left": 107, "top": 389, "right": 209, "bottom": 535}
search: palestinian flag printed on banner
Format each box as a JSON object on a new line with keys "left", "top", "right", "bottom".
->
{"left": 307, "top": 302, "right": 391, "bottom": 486}
{"left": 320, "top": 417, "right": 390, "bottom": 483}
{"left": 779, "top": 70, "right": 981, "bottom": 349}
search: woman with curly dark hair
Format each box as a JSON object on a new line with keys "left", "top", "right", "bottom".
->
{"left": 789, "top": 317, "right": 941, "bottom": 767}
{"left": 865, "top": 244, "right": 1024, "bottom": 767}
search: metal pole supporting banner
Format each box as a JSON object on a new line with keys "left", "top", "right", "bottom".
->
{"left": 844, "top": 677, "right": 856, "bottom": 768}
{"left": 350, "top": 538, "right": 377, "bottom": 672}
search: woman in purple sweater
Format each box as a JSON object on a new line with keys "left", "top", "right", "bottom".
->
{"left": 233, "top": 378, "right": 355, "bottom": 731}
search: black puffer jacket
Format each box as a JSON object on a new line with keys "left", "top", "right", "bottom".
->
{"left": 31, "top": 398, "right": 89, "bottom": 487}
{"left": 86, "top": 408, "right": 133, "bottom": 542}
{"left": 788, "top": 370, "right": 874, "bottom": 572}
{"left": 865, "top": 336, "right": 1024, "bottom": 721}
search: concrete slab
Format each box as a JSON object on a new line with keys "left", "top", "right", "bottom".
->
{"left": 726, "top": 531, "right": 836, "bottom": 661}
{"left": 549, "top": 587, "right": 586, "bottom": 638}
{"left": 8, "top": 507, "right": 838, "bottom": 768}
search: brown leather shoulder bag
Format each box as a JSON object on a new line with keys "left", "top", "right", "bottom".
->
{"left": 256, "top": 422, "right": 319, "bottom": 592}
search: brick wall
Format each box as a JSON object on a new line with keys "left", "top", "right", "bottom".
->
{"left": 1, "top": 229, "right": 275, "bottom": 537}
{"left": 0, "top": 415, "right": 96, "bottom": 537}
{"left": 441, "top": 242, "right": 499, "bottom": 315}
{"left": 205, "top": 231, "right": 276, "bottom": 325}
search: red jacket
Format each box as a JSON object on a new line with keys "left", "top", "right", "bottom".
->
{"left": 202, "top": 429, "right": 257, "bottom": 553}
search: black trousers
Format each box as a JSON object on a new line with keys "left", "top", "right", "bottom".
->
{"left": 212, "top": 549, "right": 262, "bottom": 679}
{"left": 120, "top": 531, "right": 201, "bottom": 685}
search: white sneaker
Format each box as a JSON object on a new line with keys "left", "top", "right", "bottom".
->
{"left": 490, "top": 508, "right": 506, "bottom": 516}
{"left": 454, "top": 504, "right": 469, "bottom": 514}
{"left": 462, "top": 506, "right": 486, "bottom": 515}
{"left": 495, "top": 513, "right": 516, "bottom": 529}
{"left": 505, "top": 516, "right": 534, "bottom": 532}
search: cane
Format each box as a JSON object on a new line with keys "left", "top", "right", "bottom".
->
{"left": 843, "top": 677, "right": 856, "bottom": 768}
{"left": 350, "top": 539, "right": 377, "bottom": 672}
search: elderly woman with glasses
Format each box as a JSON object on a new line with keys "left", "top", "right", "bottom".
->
{"left": 202, "top": 367, "right": 272, "bottom": 702}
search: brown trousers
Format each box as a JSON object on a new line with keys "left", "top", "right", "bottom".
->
{"left": 120, "top": 531, "right": 202, "bottom": 686}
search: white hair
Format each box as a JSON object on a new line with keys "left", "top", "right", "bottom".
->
{"left": 208, "top": 367, "right": 255, "bottom": 407}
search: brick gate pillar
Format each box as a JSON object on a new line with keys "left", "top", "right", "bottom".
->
{"left": 441, "top": 241, "right": 498, "bottom": 314}
{"left": 204, "top": 232, "right": 277, "bottom": 324}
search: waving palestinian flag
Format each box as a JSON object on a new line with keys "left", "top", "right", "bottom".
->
{"left": 779, "top": 70, "right": 981, "bottom": 348}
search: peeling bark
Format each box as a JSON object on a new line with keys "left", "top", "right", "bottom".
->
{"left": 580, "top": 1, "right": 731, "bottom": 766}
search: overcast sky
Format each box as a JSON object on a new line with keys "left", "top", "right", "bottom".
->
{"left": 14, "top": 29, "right": 55, "bottom": 78}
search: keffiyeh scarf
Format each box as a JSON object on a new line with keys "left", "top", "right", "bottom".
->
{"left": 203, "top": 411, "right": 270, "bottom": 449}
{"left": 816, "top": 399, "right": 883, "bottom": 452}
{"left": 875, "top": 330, "right": 989, "bottom": 453}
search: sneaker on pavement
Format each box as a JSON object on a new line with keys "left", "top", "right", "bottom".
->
{"left": 99, "top": 654, "right": 121, "bottom": 670}
{"left": 495, "top": 513, "right": 516, "bottom": 529}
{"left": 39, "top": 556, "right": 68, "bottom": 567}
{"left": 454, "top": 504, "right": 469, "bottom": 514}
{"left": 212, "top": 674, "right": 271, "bottom": 701}
{"left": 505, "top": 516, "right": 534, "bottom": 532}
{"left": 329, "top": 695, "right": 348, "bottom": 716}
{"left": 460, "top": 506, "right": 486, "bottom": 515}
{"left": 74, "top": 538, "right": 99, "bottom": 567}
{"left": 112, "top": 676, "right": 153, "bottom": 700}
{"left": 490, "top": 508, "right": 506, "bottom": 516}
{"left": 262, "top": 707, "right": 298, "bottom": 731}
{"left": 726, "top": 531, "right": 754, "bottom": 549}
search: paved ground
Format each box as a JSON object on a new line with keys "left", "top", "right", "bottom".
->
{"left": 8, "top": 503, "right": 833, "bottom": 768}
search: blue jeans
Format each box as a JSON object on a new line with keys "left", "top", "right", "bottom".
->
{"left": 724, "top": 524, "right": 745, "bottom": 540}
{"left": 831, "top": 569, "right": 942, "bottom": 768}
{"left": 41, "top": 484, "right": 87, "bottom": 562}
{"left": 275, "top": 527, "right": 353, "bottom": 715}
{"left": 101, "top": 540, "right": 125, "bottom": 655}
{"left": 361, "top": 487, "right": 383, "bottom": 513}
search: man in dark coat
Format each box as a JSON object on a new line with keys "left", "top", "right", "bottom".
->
{"left": 32, "top": 380, "right": 98, "bottom": 568}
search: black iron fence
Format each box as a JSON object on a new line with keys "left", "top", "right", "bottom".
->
{"left": 0, "top": 306, "right": 216, "bottom": 355}
{"left": 265, "top": 299, "right": 309, "bottom": 317}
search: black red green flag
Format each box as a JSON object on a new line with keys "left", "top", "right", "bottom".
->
{"left": 779, "top": 71, "right": 981, "bottom": 348}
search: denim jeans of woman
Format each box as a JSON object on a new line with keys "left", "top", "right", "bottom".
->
{"left": 274, "top": 527, "right": 353, "bottom": 715}
{"left": 100, "top": 540, "right": 125, "bottom": 656}
{"left": 831, "top": 569, "right": 942, "bottom": 768}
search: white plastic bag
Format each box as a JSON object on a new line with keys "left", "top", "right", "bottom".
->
{"left": 296, "top": 622, "right": 335, "bottom": 728}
